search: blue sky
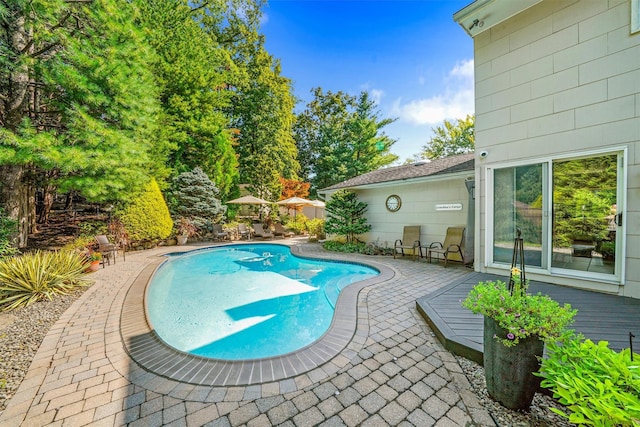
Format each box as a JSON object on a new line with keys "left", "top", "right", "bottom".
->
{"left": 260, "top": 0, "right": 474, "bottom": 163}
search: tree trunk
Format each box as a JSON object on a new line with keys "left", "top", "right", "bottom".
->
{"left": 0, "top": 165, "right": 30, "bottom": 248}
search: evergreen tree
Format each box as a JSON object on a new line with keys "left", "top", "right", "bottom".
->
{"left": 0, "top": 0, "right": 165, "bottom": 246}
{"left": 324, "top": 190, "right": 371, "bottom": 243}
{"left": 135, "top": 0, "right": 239, "bottom": 199}
{"left": 168, "top": 168, "right": 226, "bottom": 227}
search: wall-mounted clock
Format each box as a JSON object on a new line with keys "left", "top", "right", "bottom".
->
{"left": 385, "top": 195, "right": 401, "bottom": 212}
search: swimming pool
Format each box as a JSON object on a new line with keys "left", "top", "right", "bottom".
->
{"left": 146, "top": 244, "right": 379, "bottom": 360}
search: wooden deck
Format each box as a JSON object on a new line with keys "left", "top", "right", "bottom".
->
{"left": 416, "top": 272, "right": 640, "bottom": 364}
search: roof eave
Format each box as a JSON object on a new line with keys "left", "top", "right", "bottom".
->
{"left": 319, "top": 169, "right": 474, "bottom": 194}
{"left": 453, "top": 0, "right": 543, "bottom": 38}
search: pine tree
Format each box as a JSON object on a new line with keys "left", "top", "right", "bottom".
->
{"left": 168, "top": 168, "right": 226, "bottom": 227}
{"left": 324, "top": 190, "right": 371, "bottom": 244}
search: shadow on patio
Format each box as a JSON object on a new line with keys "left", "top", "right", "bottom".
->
{"left": 416, "top": 272, "right": 640, "bottom": 364}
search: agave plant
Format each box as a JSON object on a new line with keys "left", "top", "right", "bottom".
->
{"left": 0, "top": 250, "right": 91, "bottom": 311}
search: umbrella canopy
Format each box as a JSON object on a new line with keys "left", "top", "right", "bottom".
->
{"left": 226, "top": 195, "right": 271, "bottom": 205}
{"left": 276, "top": 196, "right": 314, "bottom": 207}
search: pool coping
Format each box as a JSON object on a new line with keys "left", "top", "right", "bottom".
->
{"left": 120, "top": 243, "right": 396, "bottom": 386}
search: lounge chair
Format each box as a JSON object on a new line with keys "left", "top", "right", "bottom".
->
{"left": 212, "top": 224, "right": 229, "bottom": 241}
{"left": 237, "top": 223, "right": 252, "bottom": 240}
{"left": 394, "top": 226, "right": 421, "bottom": 259}
{"left": 252, "top": 223, "right": 274, "bottom": 240}
{"left": 95, "top": 235, "right": 124, "bottom": 267}
{"left": 273, "top": 223, "right": 294, "bottom": 238}
{"left": 425, "top": 226, "right": 465, "bottom": 267}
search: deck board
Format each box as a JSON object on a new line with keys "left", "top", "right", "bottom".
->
{"left": 416, "top": 272, "right": 640, "bottom": 365}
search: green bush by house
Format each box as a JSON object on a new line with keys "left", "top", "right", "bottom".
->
{"left": 537, "top": 331, "right": 640, "bottom": 426}
{"left": 117, "top": 179, "right": 173, "bottom": 242}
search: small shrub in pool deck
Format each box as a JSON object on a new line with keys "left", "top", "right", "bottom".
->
{"left": 537, "top": 330, "right": 640, "bottom": 426}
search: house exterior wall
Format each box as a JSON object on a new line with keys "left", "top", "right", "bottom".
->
{"left": 471, "top": 0, "right": 640, "bottom": 297}
{"left": 324, "top": 175, "right": 471, "bottom": 254}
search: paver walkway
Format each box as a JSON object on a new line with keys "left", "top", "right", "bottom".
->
{"left": 0, "top": 241, "right": 495, "bottom": 426}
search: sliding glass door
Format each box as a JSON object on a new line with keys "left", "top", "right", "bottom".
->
{"left": 551, "top": 155, "right": 618, "bottom": 275}
{"left": 493, "top": 164, "right": 544, "bottom": 268}
{"left": 491, "top": 151, "right": 622, "bottom": 279}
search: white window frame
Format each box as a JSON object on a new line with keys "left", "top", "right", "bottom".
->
{"left": 484, "top": 147, "right": 626, "bottom": 285}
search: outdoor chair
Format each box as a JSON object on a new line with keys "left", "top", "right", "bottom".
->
{"left": 212, "top": 224, "right": 229, "bottom": 242}
{"left": 237, "top": 224, "right": 252, "bottom": 240}
{"left": 252, "top": 223, "right": 274, "bottom": 240}
{"left": 95, "top": 235, "right": 124, "bottom": 267}
{"left": 425, "top": 226, "right": 465, "bottom": 267}
{"left": 273, "top": 223, "right": 294, "bottom": 239}
{"left": 394, "top": 226, "right": 421, "bottom": 260}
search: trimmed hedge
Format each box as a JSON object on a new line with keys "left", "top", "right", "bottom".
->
{"left": 117, "top": 179, "right": 173, "bottom": 242}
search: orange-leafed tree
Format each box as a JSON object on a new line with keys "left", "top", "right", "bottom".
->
{"left": 279, "top": 178, "right": 310, "bottom": 200}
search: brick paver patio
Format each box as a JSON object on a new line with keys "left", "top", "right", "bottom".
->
{"left": 0, "top": 240, "right": 495, "bottom": 426}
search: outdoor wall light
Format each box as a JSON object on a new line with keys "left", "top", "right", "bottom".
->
{"left": 468, "top": 19, "right": 484, "bottom": 30}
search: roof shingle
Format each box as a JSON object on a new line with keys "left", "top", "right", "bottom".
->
{"left": 321, "top": 153, "right": 475, "bottom": 191}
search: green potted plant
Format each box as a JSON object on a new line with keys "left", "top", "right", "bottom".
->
{"left": 174, "top": 217, "right": 198, "bottom": 245}
{"left": 86, "top": 251, "right": 102, "bottom": 272}
{"left": 462, "top": 268, "right": 577, "bottom": 410}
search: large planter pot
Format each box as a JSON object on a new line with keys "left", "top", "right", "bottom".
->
{"left": 176, "top": 235, "right": 188, "bottom": 245}
{"left": 483, "top": 316, "right": 544, "bottom": 410}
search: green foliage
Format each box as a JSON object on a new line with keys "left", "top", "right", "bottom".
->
{"left": 284, "top": 214, "right": 309, "bottom": 235}
{"left": 323, "top": 240, "right": 372, "bottom": 254}
{"left": 212, "top": 0, "right": 299, "bottom": 199}
{"left": 553, "top": 156, "right": 617, "bottom": 247}
{"left": 324, "top": 190, "right": 371, "bottom": 244}
{"left": 420, "top": 115, "right": 474, "bottom": 160}
{"left": 462, "top": 271, "right": 576, "bottom": 347}
{"left": 306, "top": 218, "right": 325, "bottom": 237}
{"left": 61, "top": 235, "right": 97, "bottom": 252}
{"left": 537, "top": 331, "right": 640, "bottom": 426}
{"left": 0, "top": 251, "right": 91, "bottom": 311}
{"left": 168, "top": 168, "right": 226, "bottom": 228}
{"left": 1, "top": 0, "right": 167, "bottom": 202}
{"left": 117, "top": 179, "right": 173, "bottom": 242}
{"left": 136, "top": 0, "right": 239, "bottom": 199}
{"left": 294, "top": 88, "right": 398, "bottom": 193}
{"left": 0, "top": 208, "right": 18, "bottom": 259}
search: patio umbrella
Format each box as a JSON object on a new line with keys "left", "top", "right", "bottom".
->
{"left": 226, "top": 195, "right": 271, "bottom": 220}
{"left": 226, "top": 195, "right": 271, "bottom": 205}
{"left": 276, "top": 196, "right": 315, "bottom": 218}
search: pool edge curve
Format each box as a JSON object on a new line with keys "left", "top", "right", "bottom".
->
{"left": 120, "top": 243, "right": 396, "bottom": 386}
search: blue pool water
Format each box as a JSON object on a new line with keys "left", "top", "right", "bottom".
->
{"left": 146, "top": 244, "right": 379, "bottom": 360}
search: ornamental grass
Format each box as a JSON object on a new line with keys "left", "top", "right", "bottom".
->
{"left": 0, "top": 250, "right": 91, "bottom": 311}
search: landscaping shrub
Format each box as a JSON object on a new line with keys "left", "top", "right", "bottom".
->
{"left": 117, "top": 179, "right": 173, "bottom": 242}
{"left": 306, "top": 218, "right": 325, "bottom": 238}
{"left": 168, "top": 167, "right": 226, "bottom": 228}
{"left": 0, "top": 251, "right": 91, "bottom": 311}
{"left": 284, "top": 214, "right": 308, "bottom": 235}
{"left": 537, "top": 331, "right": 640, "bottom": 426}
{"left": 323, "top": 240, "right": 373, "bottom": 254}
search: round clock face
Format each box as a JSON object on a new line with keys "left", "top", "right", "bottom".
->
{"left": 386, "top": 195, "right": 401, "bottom": 212}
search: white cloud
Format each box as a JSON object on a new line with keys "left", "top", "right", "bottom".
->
{"left": 370, "top": 88, "right": 384, "bottom": 105}
{"left": 393, "top": 59, "right": 474, "bottom": 126}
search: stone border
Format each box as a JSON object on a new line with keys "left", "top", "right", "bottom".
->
{"left": 120, "top": 243, "right": 395, "bottom": 386}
